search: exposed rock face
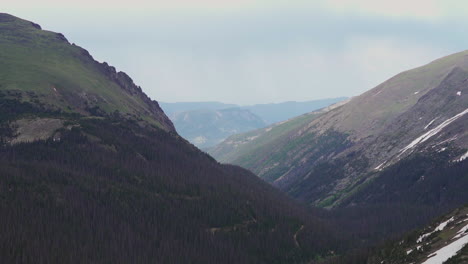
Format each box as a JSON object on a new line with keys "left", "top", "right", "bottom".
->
{"left": 10, "top": 118, "right": 64, "bottom": 144}
{"left": 98, "top": 62, "right": 175, "bottom": 131}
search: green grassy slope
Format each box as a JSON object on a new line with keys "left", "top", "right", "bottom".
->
{"left": 0, "top": 13, "right": 173, "bottom": 131}
{"left": 209, "top": 111, "right": 321, "bottom": 164}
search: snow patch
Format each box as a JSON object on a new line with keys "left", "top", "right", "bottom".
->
{"left": 455, "top": 150, "right": 468, "bottom": 163}
{"left": 374, "top": 161, "right": 387, "bottom": 171}
{"left": 418, "top": 233, "right": 432, "bottom": 243}
{"left": 453, "top": 223, "right": 468, "bottom": 240}
{"left": 417, "top": 217, "right": 454, "bottom": 243}
{"left": 438, "top": 147, "right": 447, "bottom": 153}
{"left": 457, "top": 91, "right": 462, "bottom": 96}
{"left": 424, "top": 118, "right": 437, "bottom": 130}
{"left": 399, "top": 108, "right": 468, "bottom": 157}
{"left": 406, "top": 249, "right": 413, "bottom": 255}
{"left": 422, "top": 232, "right": 468, "bottom": 264}
{"left": 414, "top": 91, "right": 420, "bottom": 95}
{"left": 435, "top": 217, "right": 454, "bottom": 232}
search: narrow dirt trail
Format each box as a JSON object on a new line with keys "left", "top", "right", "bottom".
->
{"left": 294, "top": 225, "right": 304, "bottom": 249}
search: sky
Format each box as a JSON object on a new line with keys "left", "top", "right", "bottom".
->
{"left": 3, "top": 0, "right": 468, "bottom": 104}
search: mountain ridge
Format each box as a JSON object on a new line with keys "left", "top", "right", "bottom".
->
{"left": 0, "top": 13, "right": 174, "bottom": 132}
{"left": 210, "top": 50, "right": 468, "bottom": 210}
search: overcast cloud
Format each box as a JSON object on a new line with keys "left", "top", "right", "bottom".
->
{"left": 3, "top": 1, "right": 468, "bottom": 104}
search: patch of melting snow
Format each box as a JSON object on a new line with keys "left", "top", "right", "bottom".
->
{"left": 455, "top": 150, "right": 468, "bottom": 163}
{"left": 438, "top": 147, "right": 447, "bottom": 152}
{"left": 457, "top": 91, "right": 462, "bottom": 96}
{"left": 399, "top": 108, "right": 468, "bottom": 157}
{"left": 424, "top": 118, "right": 438, "bottom": 130}
{"left": 453, "top": 223, "right": 468, "bottom": 240}
{"left": 435, "top": 217, "right": 455, "bottom": 232}
{"left": 418, "top": 232, "right": 431, "bottom": 243}
{"left": 414, "top": 91, "right": 420, "bottom": 95}
{"left": 374, "top": 161, "right": 387, "bottom": 171}
{"left": 417, "top": 217, "right": 455, "bottom": 243}
{"left": 406, "top": 249, "right": 413, "bottom": 255}
{"left": 422, "top": 231, "right": 468, "bottom": 264}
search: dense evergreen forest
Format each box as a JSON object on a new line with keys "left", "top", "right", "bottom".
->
{"left": 0, "top": 98, "right": 352, "bottom": 263}
{"left": 2, "top": 98, "right": 466, "bottom": 263}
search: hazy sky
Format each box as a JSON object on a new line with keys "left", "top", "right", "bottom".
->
{"left": 3, "top": 1, "right": 468, "bottom": 104}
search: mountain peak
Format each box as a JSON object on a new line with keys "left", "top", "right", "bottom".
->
{"left": 0, "top": 13, "right": 43, "bottom": 30}
{"left": 0, "top": 14, "right": 174, "bottom": 131}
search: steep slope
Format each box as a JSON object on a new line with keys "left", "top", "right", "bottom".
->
{"left": 368, "top": 205, "right": 468, "bottom": 264}
{"left": 0, "top": 14, "right": 346, "bottom": 263}
{"left": 170, "top": 108, "right": 266, "bottom": 148}
{"left": 210, "top": 51, "right": 468, "bottom": 210}
{"left": 209, "top": 101, "right": 349, "bottom": 169}
{"left": 0, "top": 13, "right": 173, "bottom": 131}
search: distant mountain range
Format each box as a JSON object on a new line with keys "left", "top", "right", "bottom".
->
{"left": 159, "top": 102, "right": 238, "bottom": 115}
{"left": 169, "top": 108, "right": 267, "bottom": 149}
{"left": 161, "top": 98, "right": 346, "bottom": 148}
{"left": 160, "top": 98, "right": 347, "bottom": 123}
